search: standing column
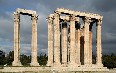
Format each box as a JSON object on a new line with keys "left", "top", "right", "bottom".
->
{"left": 53, "top": 12, "right": 61, "bottom": 67}
{"left": 96, "top": 19, "right": 103, "bottom": 67}
{"left": 89, "top": 24, "right": 93, "bottom": 65}
{"left": 75, "top": 20, "right": 81, "bottom": 66}
{"left": 67, "top": 26, "right": 70, "bottom": 63}
{"left": 47, "top": 16, "right": 53, "bottom": 66}
{"left": 12, "top": 12, "right": 22, "bottom": 66}
{"left": 83, "top": 17, "right": 91, "bottom": 66}
{"left": 69, "top": 15, "right": 76, "bottom": 66}
{"left": 30, "top": 15, "right": 39, "bottom": 66}
{"left": 62, "top": 21, "right": 67, "bottom": 66}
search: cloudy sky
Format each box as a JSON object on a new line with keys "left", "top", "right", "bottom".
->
{"left": 0, "top": 0, "right": 116, "bottom": 55}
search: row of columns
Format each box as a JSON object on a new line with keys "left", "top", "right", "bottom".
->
{"left": 12, "top": 12, "right": 39, "bottom": 66}
{"left": 47, "top": 12, "right": 103, "bottom": 67}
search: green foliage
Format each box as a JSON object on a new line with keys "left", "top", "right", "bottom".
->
{"left": 102, "top": 53, "right": 116, "bottom": 69}
{"left": 38, "top": 53, "right": 48, "bottom": 66}
{"left": 20, "top": 54, "right": 31, "bottom": 65}
{"left": 5, "top": 51, "right": 14, "bottom": 65}
{"left": 0, "top": 50, "right": 116, "bottom": 69}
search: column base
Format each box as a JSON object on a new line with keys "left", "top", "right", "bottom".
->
{"left": 96, "top": 63, "right": 103, "bottom": 67}
{"left": 61, "top": 62, "right": 67, "bottom": 67}
{"left": 68, "top": 62, "right": 78, "bottom": 67}
{"left": 12, "top": 61, "right": 22, "bottom": 66}
{"left": 30, "top": 62, "right": 40, "bottom": 66}
{"left": 47, "top": 61, "right": 53, "bottom": 67}
{"left": 53, "top": 62, "right": 61, "bottom": 67}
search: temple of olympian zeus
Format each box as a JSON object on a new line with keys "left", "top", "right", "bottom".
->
{"left": 11, "top": 8, "right": 108, "bottom": 71}
{"left": 47, "top": 8, "right": 104, "bottom": 67}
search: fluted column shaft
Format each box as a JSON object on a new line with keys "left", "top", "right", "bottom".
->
{"left": 12, "top": 13, "right": 22, "bottom": 66}
{"left": 75, "top": 21, "right": 81, "bottom": 65}
{"left": 96, "top": 19, "right": 103, "bottom": 67}
{"left": 30, "top": 15, "right": 39, "bottom": 66}
{"left": 47, "top": 16, "right": 53, "bottom": 66}
{"left": 54, "top": 12, "right": 61, "bottom": 66}
{"left": 84, "top": 17, "right": 91, "bottom": 65}
{"left": 69, "top": 15, "right": 76, "bottom": 66}
{"left": 62, "top": 21, "right": 67, "bottom": 66}
{"left": 89, "top": 24, "right": 93, "bottom": 65}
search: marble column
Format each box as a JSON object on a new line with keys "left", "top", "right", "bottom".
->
{"left": 69, "top": 15, "right": 76, "bottom": 66}
{"left": 89, "top": 24, "right": 93, "bottom": 65}
{"left": 12, "top": 12, "right": 22, "bottom": 66}
{"left": 53, "top": 12, "right": 61, "bottom": 66}
{"left": 62, "top": 21, "right": 67, "bottom": 66}
{"left": 30, "top": 15, "right": 39, "bottom": 66}
{"left": 47, "top": 16, "right": 53, "bottom": 66}
{"left": 75, "top": 21, "right": 81, "bottom": 66}
{"left": 67, "top": 26, "right": 70, "bottom": 63}
{"left": 96, "top": 19, "right": 103, "bottom": 67}
{"left": 83, "top": 17, "right": 91, "bottom": 66}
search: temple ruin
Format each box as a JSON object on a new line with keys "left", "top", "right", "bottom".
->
{"left": 47, "top": 8, "right": 104, "bottom": 68}
{"left": 5, "top": 8, "right": 109, "bottom": 72}
{"left": 12, "top": 8, "right": 39, "bottom": 66}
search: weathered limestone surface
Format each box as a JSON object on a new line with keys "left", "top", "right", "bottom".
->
{"left": 47, "top": 15, "right": 53, "bottom": 66}
{"left": 62, "top": 21, "right": 67, "bottom": 66}
{"left": 30, "top": 15, "right": 39, "bottom": 66}
{"left": 75, "top": 21, "right": 81, "bottom": 65}
{"left": 84, "top": 17, "right": 91, "bottom": 65}
{"left": 69, "top": 15, "right": 76, "bottom": 66}
{"left": 12, "top": 13, "right": 22, "bottom": 66}
{"left": 53, "top": 12, "right": 61, "bottom": 67}
{"left": 12, "top": 8, "right": 39, "bottom": 66}
{"left": 89, "top": 30, "right": 92, "bottom": 65}
{"left": 46, "top": 8, "right": 108, "bottom": 71}
{"left": 96, "top": 19, "right": 103, "bottom": 67}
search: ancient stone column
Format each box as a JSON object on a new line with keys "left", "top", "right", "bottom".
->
{"left": 67, "top": 26, "right": 70, "bottom": 63}
{"left": 12, "top": 12, "right": 22, "bottom": 66}
{"left": 96, "top": 19, "right": 103, "bottom": 67}
{"left": 53, "top": 12, "right": 61, "bottom": 66}
{"left": 62, "top": 21, "right": 67, "bottom": 66}
{"left": 89, "top": 24, "right": 93, "bottom": 65}
{"left": 69, "top": 15, "right": 76, "bottom": 66}
{"left": 30, "top": 15, "right": 39, "bottom": 66}
{"left": 75, "top": 20, "right": 81, "bottom": 66}
{"left": 47, "top": 16, "right": 53, "bottom": 66}
{"left": 83, "top": 17, "right": 91, "bottom": 66}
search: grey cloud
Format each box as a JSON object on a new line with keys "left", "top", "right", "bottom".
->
{"left": 91, "top": 0, "right": 116, "bottom": 12}
{"left": 0, "top": 0, "right": 116, "bottom": 55}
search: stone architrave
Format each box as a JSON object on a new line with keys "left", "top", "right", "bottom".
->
{"left": 47, "top": 16, "right": 53, "bottom": 66}
{"left": 96, "top": 19, "right": 103, "bottom": 67}
{"left": 53, "top": 12, "right": 61, "bottom": 67}
{"left": 83, "top": 17, "right": 91, "bottom": 65}
{"left": 69, "top": 15, "right": 76, "bottom": 66}
{"left": 62, "top": 21, "right": 67, "bottom": 66}
{"left": 30, "top": 15, "right": 39, "bottom": 66}
{"left": 12, "top": 13, "right": 22, "bottom": 66}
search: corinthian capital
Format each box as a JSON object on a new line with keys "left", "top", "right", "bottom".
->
{"left": 97, "top": 19, "right": 102, "bottom": 26}
{"left": 84, "top": 17, "right": 92, "bottom": 24}
{"left": 69, "top": 14, "right": 76, "bottom": 21}
{"left": 13, "top": 12, "right": 20, "bottom": 22}
{"left": 31, "top": 14, "right": 38, "bottom": 20}
{"left": 46, "top": 16, "right": 53, "bottom": 24}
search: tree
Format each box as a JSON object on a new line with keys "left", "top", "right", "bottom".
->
{"left": 5, "top": 51, "right": 14, "bottom": 65}
{"left": 38, "top": 53, "right": 48, "bottom": 66}
{"left": 0, "top": 50, "right": 5, "bottom": 65}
